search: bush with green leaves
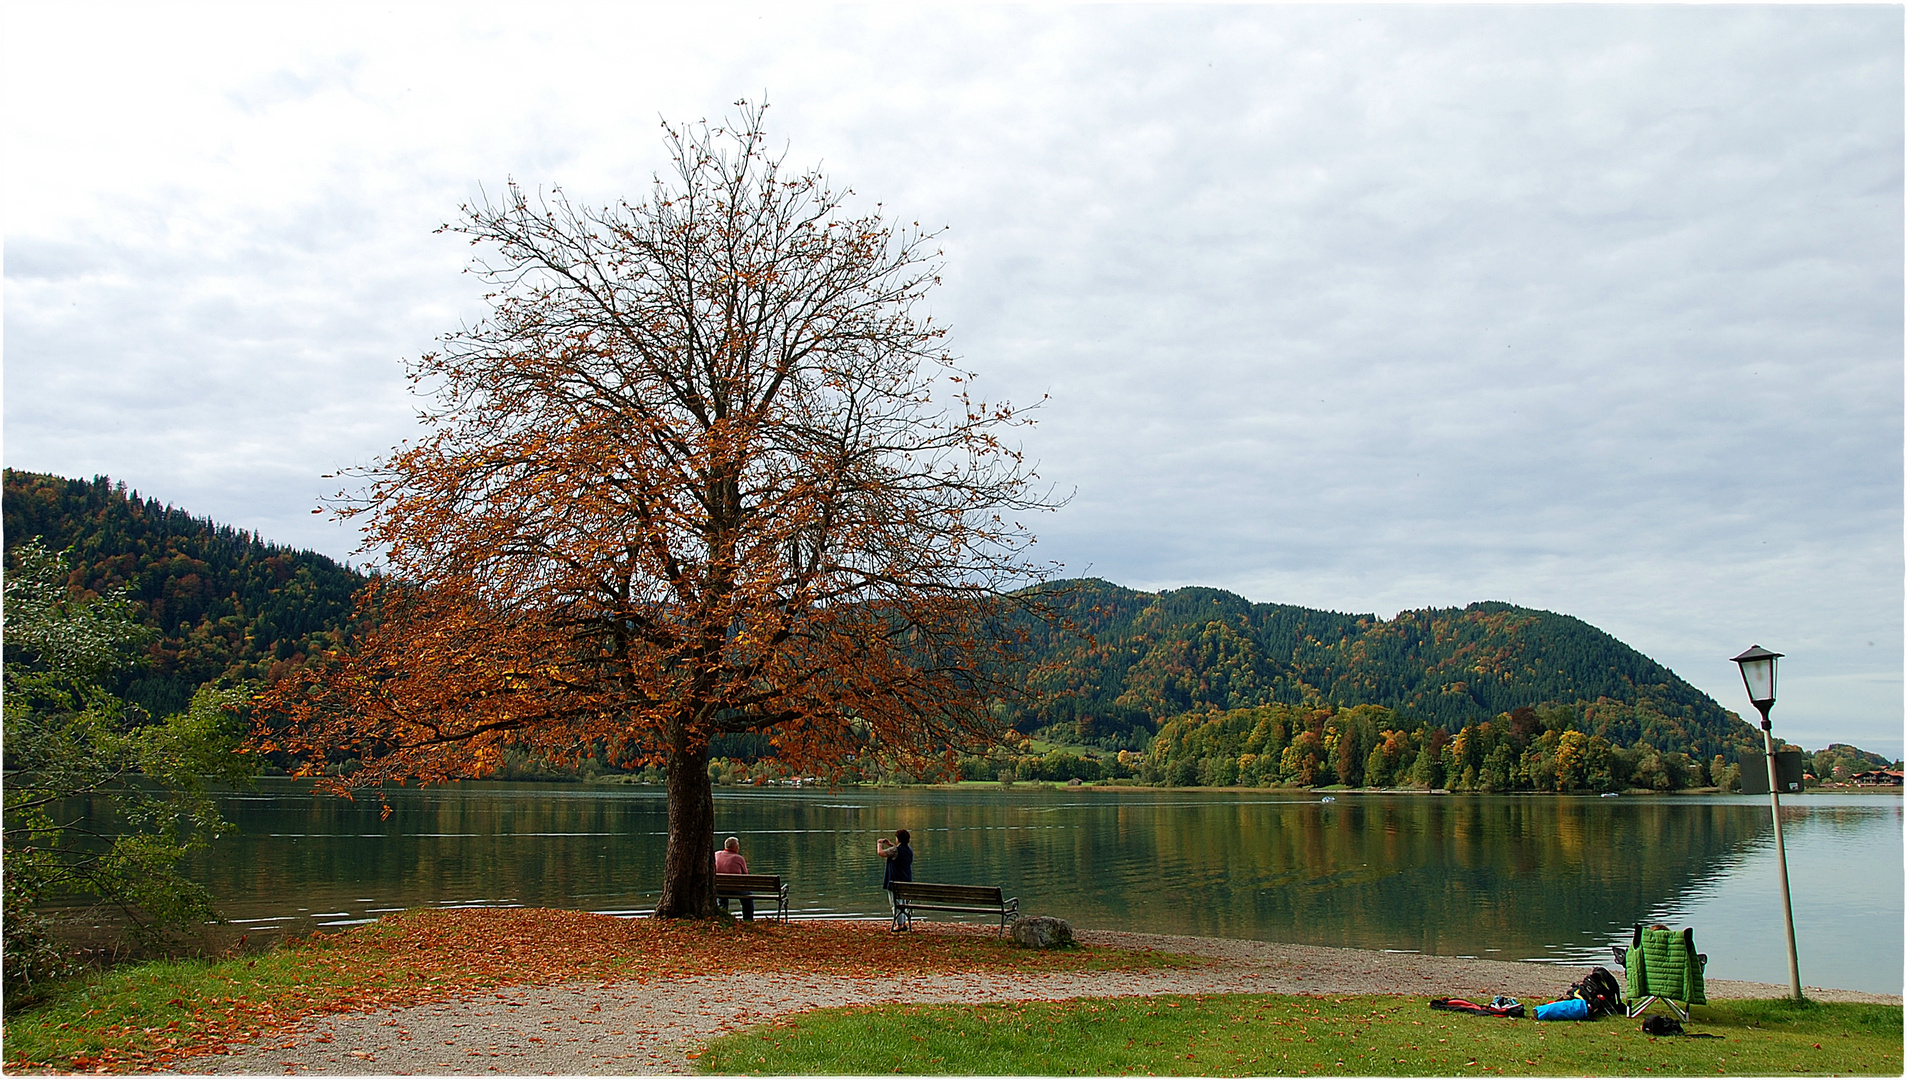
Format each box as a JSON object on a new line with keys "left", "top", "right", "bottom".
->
{"left": 3, "top": 539, "right": 254, "bottom": 1005}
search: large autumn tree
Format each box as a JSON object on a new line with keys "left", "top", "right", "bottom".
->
{"left": 262, "top": 103, "right": 1054, "bottom": 917}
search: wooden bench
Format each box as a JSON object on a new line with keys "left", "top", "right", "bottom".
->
{"left": 889, "top": 881, "right": 1018, "bottom": 937}
{"left": 715, "top": 873, "right": 790, "bottom": 924}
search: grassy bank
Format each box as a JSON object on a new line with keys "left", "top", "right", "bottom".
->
{"left": 697, "top": 992, "right": 1904, "bottom": 1076}
{"left": 1, "top": 911, "right": 1182, "bottom": 1073}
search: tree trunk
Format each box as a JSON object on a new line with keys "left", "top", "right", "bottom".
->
{"left": 655, "top": 738, "right": 717, "bottom": 918}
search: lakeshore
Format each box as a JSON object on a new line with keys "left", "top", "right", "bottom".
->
{"left": 185, "top": 934, "right": 1904, "bottom": 1076}
{"left": 6, "top": 912, "right": 1896, "bottom": 1075}
{"left": 144, "top": 781, "right": 1902, "bottom": 993}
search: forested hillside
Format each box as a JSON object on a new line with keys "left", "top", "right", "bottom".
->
{"left": 1011, "top": 579, "right": 1761, "bottom": 763}
{"left": 1809, "top": 743, "right": 1897, "bottom": 782}
{"left": 2, "top": 475, "right": 1768, "bottom": 772}
{"left": 2, "top": 471, "right": 367, "bottom": 716}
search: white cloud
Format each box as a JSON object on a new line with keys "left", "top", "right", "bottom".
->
{"left": 5, "top": 3, "right": 1899, "bottom": 752}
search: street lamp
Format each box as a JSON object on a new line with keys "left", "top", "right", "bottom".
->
{"left": 1732, "top": 644, "right": 1802, "bottom": 1001}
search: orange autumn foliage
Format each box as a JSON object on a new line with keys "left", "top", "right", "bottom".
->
{"left": 256, "top": 102, "right": 1057, "bottom": 916}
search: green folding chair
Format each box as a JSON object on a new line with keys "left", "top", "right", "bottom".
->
{"left": 1624, "top": 924, "right": 1707, "bottom": 1021}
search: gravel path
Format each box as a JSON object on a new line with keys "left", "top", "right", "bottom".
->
{"left": 182, "top": 929, "right": 1900, "bottom": 1076}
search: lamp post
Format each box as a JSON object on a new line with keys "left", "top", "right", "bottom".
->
{"left": 1732, "top": 644, "right": 1802, "bottom": 1001}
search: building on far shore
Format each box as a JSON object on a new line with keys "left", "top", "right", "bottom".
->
{"left": 1848, "top": 768, "right": 1904, "bottom": 786}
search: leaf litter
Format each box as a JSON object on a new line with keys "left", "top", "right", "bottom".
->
{"left": 6, "top": 907, "right": 1174, "bottom": 1073}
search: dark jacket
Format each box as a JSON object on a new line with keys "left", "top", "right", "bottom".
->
{"left": 882, "top": 842, "right": 913, "bottom": 889}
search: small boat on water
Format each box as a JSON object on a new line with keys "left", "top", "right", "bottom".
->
{"left": 1320, "top": 796, "right": 1336, "bottom": 803}
{"left": 1599, "top": 791, "right": 1620, "bottom": 797}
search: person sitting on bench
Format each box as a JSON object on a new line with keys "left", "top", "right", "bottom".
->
{"left": 715, "top": 836, "right": 754, "bottom": 921}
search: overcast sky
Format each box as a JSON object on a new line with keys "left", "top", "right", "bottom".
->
{"left": 6, "top": 4, "right": 1901, "bottom": 756}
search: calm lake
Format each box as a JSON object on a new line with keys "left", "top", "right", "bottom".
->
{"left": 86, "top": 781, "right": 1907, "bottom": 994}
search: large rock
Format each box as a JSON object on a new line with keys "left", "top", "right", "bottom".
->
{"left": 1010, "top": 915, "right": 1075, "bottom": 949}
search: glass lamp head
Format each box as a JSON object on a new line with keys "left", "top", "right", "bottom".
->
{"left": 1731, "top": 645, "right": 1782, "bottom": 708}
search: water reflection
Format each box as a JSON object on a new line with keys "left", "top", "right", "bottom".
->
{"left": 41, "top": 781, "right": 1903, "bottom": 993}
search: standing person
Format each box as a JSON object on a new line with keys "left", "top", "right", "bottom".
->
{"left": 877, "top": 829, "right": 913, "bottom": 930}
{"left": 715, "top": 836, "right": 754, "bottom": 922}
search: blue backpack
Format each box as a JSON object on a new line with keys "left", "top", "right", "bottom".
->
{"left": 1534, "top": 998, "right": 1590, "bottom": 1021}
{"left": 1536, "top": 966, "right": 1625, "bottom": 1021}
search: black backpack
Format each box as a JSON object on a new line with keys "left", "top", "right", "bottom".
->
{"left": 1570, "top": 966, "right": 1624, "bottom": 1018}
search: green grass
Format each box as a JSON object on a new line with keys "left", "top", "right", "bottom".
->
{"left": 3, "top": 912, "right": 1197, "bottom": 1070}
{"left": 696, "top": 993, "right": 1904, "bottom": 1076}
{"left": 1, "top": 943, "right": 402, "bottom": 1069}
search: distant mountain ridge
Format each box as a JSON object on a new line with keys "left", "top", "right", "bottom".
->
{"left": 2, "top": 471, "right": 1756, "bottom": 761}
{"left": 1013, "top": 579, "right": 1758, "bottom": 761}
{"left": 2, "top": 470, "right": 367, "bottom": 716}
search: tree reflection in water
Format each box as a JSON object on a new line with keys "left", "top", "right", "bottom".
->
{"left": 45, "top": 782, "right": 1898, "bottom": 992}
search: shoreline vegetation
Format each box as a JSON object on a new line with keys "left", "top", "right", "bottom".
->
{"left": 360, "top": 705, "right": 1898, "bottom": 799}
{"left": 2, "top": 909, "right": 1897, "bottom": 1076}
{"left": 584, "top": 774, "right": 1907, "bottom": 796}
{"left": 9, "top": 470, "right": 1898, "bottom": 801}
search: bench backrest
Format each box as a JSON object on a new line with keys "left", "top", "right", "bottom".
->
{"left": 890, "top": 881, "right": 1003, "bottom": 904}
{"left": 715, "top": 873, "right": 783, "bottom": 891}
